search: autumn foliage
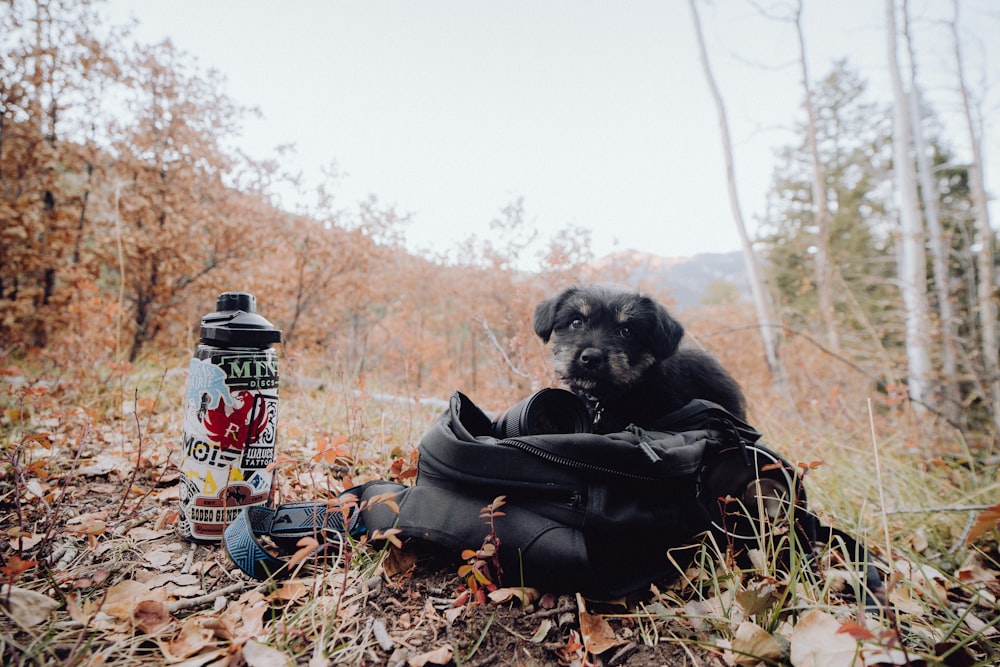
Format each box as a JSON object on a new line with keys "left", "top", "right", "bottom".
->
{"left": 2, "top": 2, "right": 1000, "bottom": 666}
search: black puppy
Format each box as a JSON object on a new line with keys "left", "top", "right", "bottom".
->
{"left": 534, "top": 285, "right": 746, "bottom": 433}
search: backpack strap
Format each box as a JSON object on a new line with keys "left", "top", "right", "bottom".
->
{"left": 794, "top": 510, "right": 887, "bottom": 610}
{"left": 223, "top": 501, "right": 359, "bottom": 580}
{"left": 648, "top": 398, "right": 762, "bottom": 444}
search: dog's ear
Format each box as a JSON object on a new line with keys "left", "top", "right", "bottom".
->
{"left": 533, "top": 294, "right": 560, "bottom": 343}
{"left": 534, "top": 287, "right": 578, "bottom": 342}
{"left": 648, "top": 299, "right": 684, "bottom": 358}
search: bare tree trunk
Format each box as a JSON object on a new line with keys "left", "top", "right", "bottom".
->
{"left": 688, "top": 0, "right": 787, "bottom": 390}
{"left": 886, "top": 0, "right": 932, "bottom": 411}
{"left": 902, "top": 2, "right": 961, "bottom": 422}
{"left": 950, "top": 1, "right": 999, "bottom": 435}
{"left": 793, "top": 0, "right": 839, "bottom": 352}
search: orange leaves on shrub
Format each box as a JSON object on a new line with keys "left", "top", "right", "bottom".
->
{"left": 454, "top": 496, "right": 507, "bottom": 604}
{"left": 1, "top": 555, "right": 38, "bottom": 582}
{"left": 311, "top": 435, "right": 351, "bottom": 465}
{"left": 389, "top": 446, "right": 419, "bottom": 482}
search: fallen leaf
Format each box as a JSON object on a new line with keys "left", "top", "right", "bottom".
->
{"left": 539, "top": 592, "right": 558, "bottom": 609}
{"left": 240, "top": 602, "right": 270, "bottom": 637}
{"left": 789, "top": 609, "right": 861, "bottom": 667}
{"left": 0, "top": 584, "right": 60, "bottom": 629}
{"left": 576, "top": 593, "right": 626, "bottom": 655}
{"left": 287, "top": 536, "right": 321, "bottom": 570}
{"left": 128, "top": 526, "right": 172, "bottom": 542}
{"left": 77, "top": 454, "right": 120, "bottom": 476}
{"left": 959, "top": 612, "right": 1000, "bottom": 638}
{"left": 23, "top": 478, "right": 48, "bottom": 500}
{"left": 861, "top": 644, "right": 912, "bottom": 665}
{"left": 736, "top": 578, "right": 781, "bottom": 616}
{"left": 166, "top": 648, "right": 229, "bottom": 667}
{"left": 226, "top": 600, "right": 268, "bottom": 641}
{"left": 8, "top": 533, "right": 45, "bottom": 550}
{"left": 132, "top": 599, "right": 174, "bottom": 634}
{"left": 143, "top": 548, "right": 176, "bottom": 568}
{"left": 443, "top": 606, "right": 465, "bottom": 624}
{"left": 955, "top": 551, "right": 1000, "bottom": 586}
{"left": 268, "top": 581, "right": 309, "bottom": 603}
{"left": 159, "top": 616, "right": 217, "bottom": 661}
{"left": 242, "top": 639, "right": 293, "bottom": 667}
{"left": 102, "top": 580, "right": 160, "bottom": 621}
{"left": 383, "top": 543, "right": 419, "bottom": 579}
{"left": 407, "top": 644, "right": 453, "bottom": 666}
{"left": 890, "top": 560, "right": 949, "bottom": 611}
{"left": 908, "top": 527, "right": 929, "bottom": 553}
{"left": 66, "top": 510, "right": 110, "bottom": 526}
{"left": 530, "top": 618, "right": 553, "bottom": 643}
{"left": 966, "top": 502, "right": 1000, "bottom": 544}
{"left": 0, "top": 554, "right": 37, "bottom": 579}
{"left": 731, "top": 621, "right": 783, "bottom": 666}
{"left": 683, "top": 599, "right": 716, "bottom": 632}
{"left": 488, "top": 587, "right": 540, "bottom": 606}
{"left": 837, "top": 620, "right": 875, "bottom": 641}
{"left": 308, "top": 655, "right": 331, "bottom": 667}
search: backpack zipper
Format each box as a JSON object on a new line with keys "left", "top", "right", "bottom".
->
{"left": 497, "top": 437, "right": 662, "bottom": 482}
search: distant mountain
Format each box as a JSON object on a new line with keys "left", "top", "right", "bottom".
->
{"left": 587, "top": 250, "right": 749, "bottom": 308}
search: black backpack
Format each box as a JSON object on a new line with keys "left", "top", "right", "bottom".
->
{"left": 226, "top": 390, "right": 881, "bottom": 601}
{"left": 357, "top": 391, "right": 771, "bottom": 598}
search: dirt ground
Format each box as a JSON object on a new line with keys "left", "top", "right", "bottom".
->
{"left": 0, "top": 458, "right": 727, "bottom": 666}
{"left": 4, "top": 387, "right": 998, "bottom": 666}
{"left": 366, "top": 546, "right": 715, "bottom": 667}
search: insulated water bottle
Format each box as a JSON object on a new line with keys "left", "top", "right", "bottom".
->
{"left": 178, "top": 292, "right": 282, "bottom": 542}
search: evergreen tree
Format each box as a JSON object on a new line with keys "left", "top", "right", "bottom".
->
{"left": 760, "top": 61, "right": 898, "bottom": 356}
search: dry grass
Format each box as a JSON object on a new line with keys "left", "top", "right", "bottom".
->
{"left": 2, "top": 346, "right": 999, "bottom": 666}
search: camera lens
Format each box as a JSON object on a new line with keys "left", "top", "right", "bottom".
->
{"left": 699, "top": 445, "right": 798, "bottom": 542}
{"left": 492, "top": 388, "right": 592, "bottom": 438}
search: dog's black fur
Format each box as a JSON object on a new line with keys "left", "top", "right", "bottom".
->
{"left": 534, "top": 285, "right": 746, "bottom": 433}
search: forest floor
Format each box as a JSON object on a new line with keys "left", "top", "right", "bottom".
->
{"left": 2, "top": 360, "right": 999, "bottom": 666}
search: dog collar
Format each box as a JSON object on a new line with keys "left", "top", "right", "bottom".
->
{"left": 583, "top": 395, "right": 605, "bottom": 428}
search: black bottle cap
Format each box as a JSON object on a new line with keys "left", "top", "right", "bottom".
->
{"left": 199, "top": 292, "right": 282, "bottom": 347}
{"left": 216, "top": 292, "right": 256, "bottom": 313}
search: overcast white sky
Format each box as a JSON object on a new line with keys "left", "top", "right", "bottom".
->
{"left": 102, "top": 1, "right": 1000, "bottom": 268}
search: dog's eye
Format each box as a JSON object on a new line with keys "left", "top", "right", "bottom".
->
{"left": 569, "top": 318, "right": 584, "bottom": 330}
{"left": 619, "top": 327, "right": 632, "bottom": 339}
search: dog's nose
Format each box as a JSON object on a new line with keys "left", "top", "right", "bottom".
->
{"left": 579, "top": 348, "right": 604, "bottom": 367}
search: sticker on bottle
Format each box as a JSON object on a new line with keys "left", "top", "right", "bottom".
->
{"left": 178, "top": 350, "right": 278, "bottom": 541}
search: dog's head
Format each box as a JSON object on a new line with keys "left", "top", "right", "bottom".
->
{"left": 533, "top": 285, "right": 684, "bottom": 399}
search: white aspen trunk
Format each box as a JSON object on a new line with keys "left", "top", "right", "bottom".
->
{"left": 794, "top": 0, "right": 839, "bottom": 353}
{"left": 950, "top": 1, "right": 1000, "bottom": 434}
{"left": 886, "top": 0, "right": 932, "bottom": 410}
{"left": 903, "top": 7, "right": 961, "bottom": 422}
{"left": 688, "top": 0, "right": 787, "bottom": 389}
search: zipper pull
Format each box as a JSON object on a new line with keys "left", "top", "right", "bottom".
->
{"left": 627, "top": 425, "right": 661, "bottom": 463}
{"left": 639, "top": 439, "right": 661, "bottom": 463}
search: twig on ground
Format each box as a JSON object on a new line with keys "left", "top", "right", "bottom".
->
{"left": 181, "top": 541, "right": 197, "bottom": 574}
{"left": 527, "top": 600, "right": 578, "bottom": 619}
{"left": 117, "top": 389, "right": 143, "bottom": 516}
{"left": 166, "top": 581, "right": 264, "bottom": 613}
{"left": 950, "top": 510, "right": 981, "bottom": 554}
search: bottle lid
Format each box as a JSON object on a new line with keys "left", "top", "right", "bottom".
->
{"left": 200, "top": 292, "right": 282, "bottom": 347}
